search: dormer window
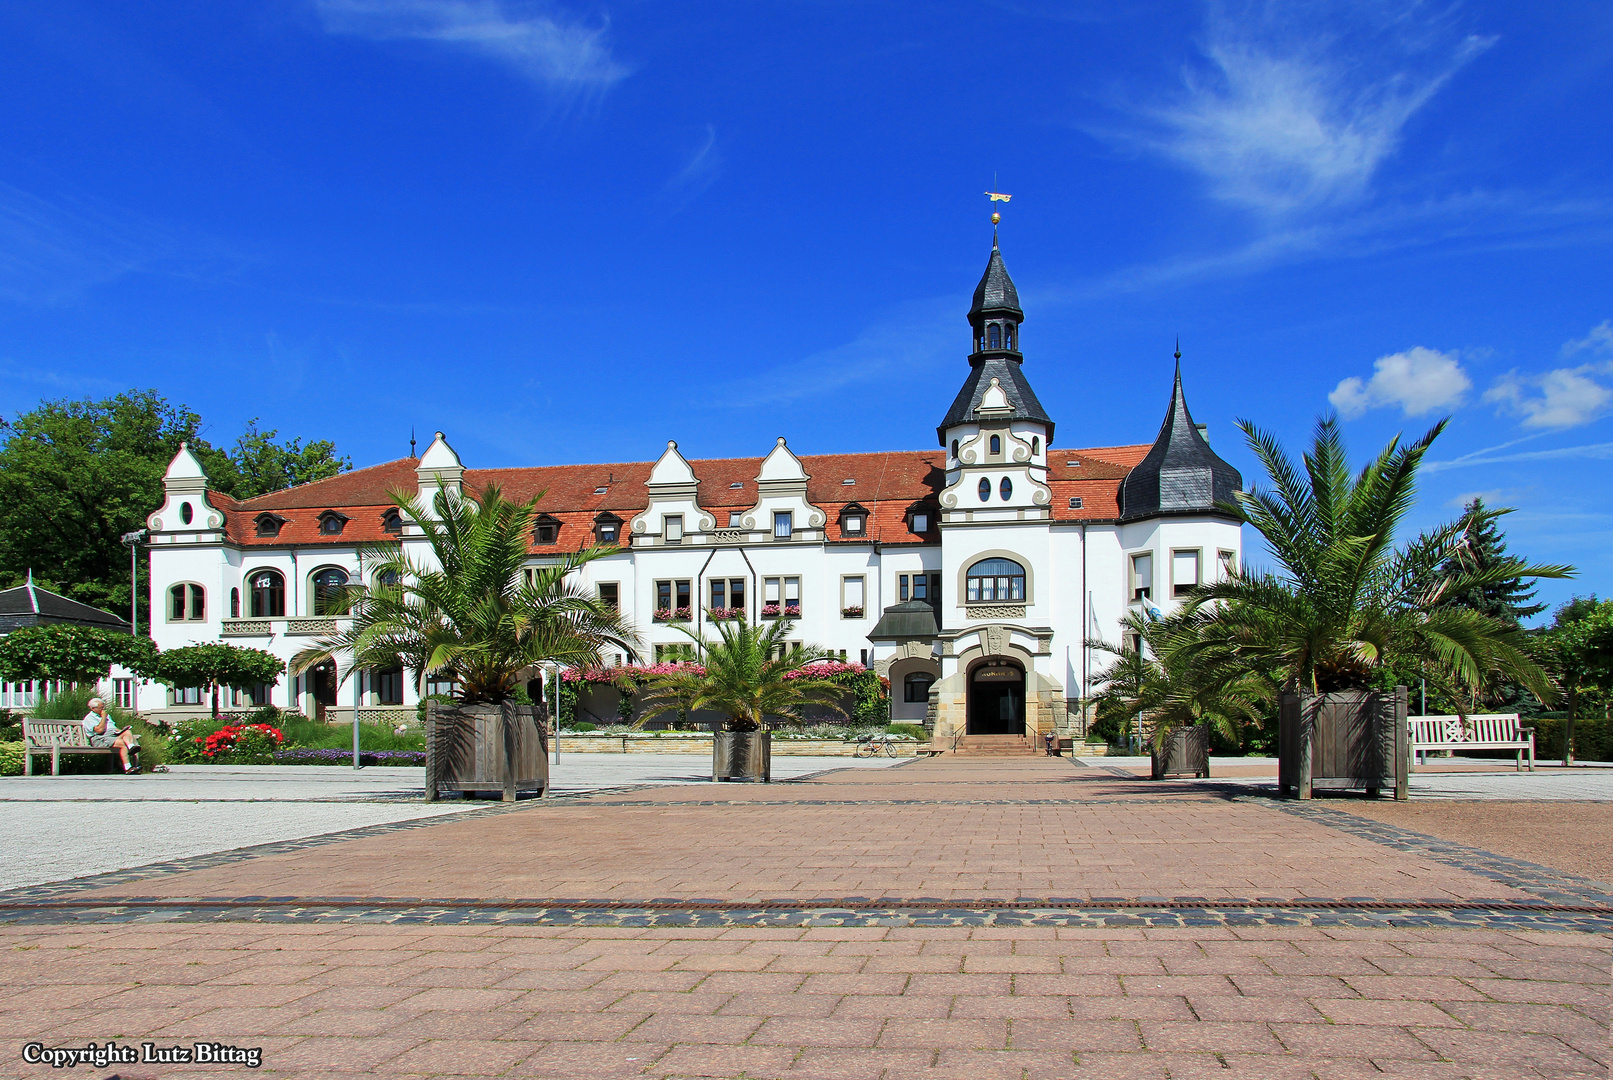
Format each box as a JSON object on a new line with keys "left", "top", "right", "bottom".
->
{"left": 533, "top": 514, "right": 560, "bottom": 545}
{"left": 909, "top": 508, "right": 931, "bottom": 533}
{"left": 839, "top": 502, "right": 869, "bottom": 538}
{"left": 382, "top": 509, "right": 403, "bottom": 535}
{"left": 594, "top": 512, "right": 622, "bottom": 545}
{"left": 254, "top": 513, "right": 285, "bottom": 538}
{"left": 318, "top": 511, "right": 348, "bottom": 536}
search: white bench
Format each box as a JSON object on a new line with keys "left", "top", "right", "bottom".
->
{"left": 22, "top": 718, "right": 137, "bottom": 776}
{"left": 1409, "top": 714, "right": 1534, "bottom": 772}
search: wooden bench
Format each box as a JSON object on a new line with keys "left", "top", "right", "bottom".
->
{"left": 22, "top": 718, "right": 138, "bottom": 776}
{"left": 1409, "top": 714, "right": 1535, "bottom": 772}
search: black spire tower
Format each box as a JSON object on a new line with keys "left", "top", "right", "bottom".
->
{"left": 937, "top": 233, "right": 1054, "bottom": 446}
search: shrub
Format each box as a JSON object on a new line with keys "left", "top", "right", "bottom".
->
{"left": 886, "top": 724, "right": 927, "bottom": 740}
{"left": 569, "top": 721, "right": 597, "bottom": 732}
{"left": 0, "top": 742, "right": 22, "bottom": 777}
{"left": 1524, "top": 717, "right": 1610, "bottom": 763}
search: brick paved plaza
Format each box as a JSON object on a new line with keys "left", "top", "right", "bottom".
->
{"left": 2, "top": 757, "right": 1608, "bottom": 1078}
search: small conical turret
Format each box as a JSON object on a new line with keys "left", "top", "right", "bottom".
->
{"left": 1119, "top": 358, "right": 1242, "bottom": 521}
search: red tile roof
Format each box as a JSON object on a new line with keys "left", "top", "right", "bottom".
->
{"left": 215, "top": 445, "right": 1150, "bottom": 550}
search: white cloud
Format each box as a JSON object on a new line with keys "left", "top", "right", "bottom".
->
{"left": 314, "top": 0, "right": 628, "bottom": 91}
{"left": 1562, "top": 320, "right": 1613, "bottom": 357}
{"left": 1329, "top": 346, "right": 1472, "bottom": 418}
{"left": 1484, "top": 366, "right": 1613, "bottom": 430}
{"left": 1425, "top": 441, "right": 1613, "bottom": 472}
{"left": 1128, "top": 3, "right": 1493, "bottom": 214}
{"left": 1447, "top": 489, "right": 1504, "bottom": 509}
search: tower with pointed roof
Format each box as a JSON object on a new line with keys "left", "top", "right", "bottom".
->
{"left": 1119, "top": 357, "right": 1243, "bottom": 521}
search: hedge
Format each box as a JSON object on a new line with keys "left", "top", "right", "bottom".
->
{"left": 1525, "top": 717, "right": 1611, "bottom": 762}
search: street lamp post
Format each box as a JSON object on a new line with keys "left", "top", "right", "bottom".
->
{"left": 120, "top": 529, "right": 148, "bottom": 714}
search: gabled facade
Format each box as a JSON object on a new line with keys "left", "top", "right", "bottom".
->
{"left": 142, "top": 234, "right": 1243, "bottom": 736}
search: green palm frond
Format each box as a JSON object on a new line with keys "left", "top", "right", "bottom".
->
{"left": 637, "top": 618, "right": 845, "bottom": 732}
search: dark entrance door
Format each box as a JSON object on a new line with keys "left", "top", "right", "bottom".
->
{"left": 311, "top": 661, "right": 338, "bottom": 722}
{"left": 968, "top": 660, "right": 1024, "bottom": 735}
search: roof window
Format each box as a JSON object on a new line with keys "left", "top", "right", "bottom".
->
{"left": 729, "top": 482, "right": 743, "bottom": 489}
{"left": 842, "top": 479, "right": 855, "bottom": 485}
{"left": 594, "top": 486, "right": 608, "bottom": 495}
{"left": 318, "top": 511, "right": 349, "bottom": 536}
{"left": 1066, "top": 461, "right": 1080, "bottom": 467}
{"left": 254, "top": 513, "right": 285, "bottom": 538}
{"left": 1069, "top": 497, "right": 1083, "bottom": 509}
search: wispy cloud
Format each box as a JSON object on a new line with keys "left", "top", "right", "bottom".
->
{"left": 1330, "top": 345, "right": 1471, "bottom": 418}
{"left": 1123, "top": 1, "right": 1492, "bottom": 215}
{"left": 1426, "top": 440, "right": 1613, "bottom": 472}
{"left": 1481, "top": 320, "right": 1613, "bottom": 429}
{"left": 659, "top": 125, "right": 721, "bottom": 212}
{"left": 314, "top": 0, "right": 629, "bottom": 93}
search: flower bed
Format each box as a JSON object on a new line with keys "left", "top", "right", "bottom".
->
{"left": 199, "top": 723, "right": 283, "bottom": 764}
{"left": 274, "top": 747, "right": 427, "bottom": 766}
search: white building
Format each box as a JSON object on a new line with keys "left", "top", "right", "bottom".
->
{"left": 142, "top": 235, "right": 1244, "bottom": 741}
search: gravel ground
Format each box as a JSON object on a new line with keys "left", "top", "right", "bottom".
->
{"left": 1337, "top": 799, "right": 1613, "bottom": 889}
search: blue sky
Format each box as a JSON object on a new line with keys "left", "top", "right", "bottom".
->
{"left": 1, "top": 0, "right": 1608, "bottom": 618}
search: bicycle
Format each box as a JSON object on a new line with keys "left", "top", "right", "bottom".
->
{"left": 853, "top": 734, "right": 899, "bottom": 758}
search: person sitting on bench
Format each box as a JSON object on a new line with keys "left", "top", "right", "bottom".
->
{"left": 83, "top": 698, "right": 139, "bottom": 774}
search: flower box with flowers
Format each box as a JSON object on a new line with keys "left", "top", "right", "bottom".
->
{"left": 706, "top": 607, "right": 744, "bottom": 621}
{"left": 653, "top": 607, "right": 693, "bottom": 623}
{"left": 841, "top": 606, "right": 864, "bottom": 619}
{"left": 760, "top": 604, "right": 801, "bottom": 619}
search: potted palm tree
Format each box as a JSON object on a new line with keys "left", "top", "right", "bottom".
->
{"left": 638, "top": 617, "right": 846, "bottom": 782}
{"left": 1087, "top": 611, "right": 1271, "bottom": 779}
{"left": 1196, "top": 415, "right": 1570, "bottom": 798}
{"left": 292, "top": 484, "right": 638, "bottom": 801}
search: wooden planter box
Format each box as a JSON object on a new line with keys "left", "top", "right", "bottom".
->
{"left": 1151, "top": 725, "right": 1209, "bottom": 779}
{"left": 712, "top": 731, "right": 771, "bottom": 782}
{"left": 1278, "top": 688, "right": 1407, "bottom": 800}
{"left": 425, "top": 700, "right": 548, "bottom": 801}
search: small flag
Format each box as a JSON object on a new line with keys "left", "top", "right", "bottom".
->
{"left": 985, "top": 191, "right": 1012, "bottom": 202}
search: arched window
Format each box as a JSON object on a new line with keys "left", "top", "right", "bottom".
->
{"left": 978, "top": 478, "right": 991, "bottom": 502}
{"left": 1031, "top": 436, "right": 1040, "bottom": 455}
{"left": 1005, "top": 326, "right": 1014, "bottom": 349}
{"left": 168, "top": 583, "right": 205, "bottom": 622}
{"left": 989, "top": 435, "right": 1001, "bottom": 455}
{"left": 249, "top": 570, "right": 286, "bottom": 618}
{"left": 988, "top": 325, "right": 1001, "bottom": 348}
{"left": 382, "top": 509, "right": 403, "bottom": 535}
{"left": 375, "top": 567, "right": 402, "bottom": 590}
{"left": 966, "top": 557, "right": 1026, "bottom": 602}
{"left": 904, "top": 672, "right": 936, "bottom": 703}
{"left": 951, "top": 439, "right": 959, "bottom": 459}
{"left": 312, "top": 568, "right": 350, "bottom": 615}
{"left": 318, "top": 511, "right": 347, "bottom": 536}
{"left": 999, "top": 477, "right": 1013, "bottom": 501}
{"left": 230, "top": 588, "right": 240, "bottom": 618}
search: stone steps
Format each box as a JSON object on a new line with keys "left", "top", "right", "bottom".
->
{"left": 928, "top": 734, "right": 1040, "bottom": 757}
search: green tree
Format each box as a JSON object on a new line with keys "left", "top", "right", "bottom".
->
{"left": 291, "top": 484, "right": 637, "bottom": 704}
{"left": 1087, "top": 611, "right": 1273, "bottom": 752}
{"left": 1196, "top": 416, "right": 1573, "bottom": 704}
{"left": 0, "top": 392, "right": 350, "bottom": 625}
{"left": 230, "top": 419, "right": 352, "bottom": 500}
{"left": 1438, "top": 498, "right": 1547, "bottom": 626}
{"left": 0, "top": 392, "right": 227, "bottom": 622}
{"left": 637, "top": 619, "right": 846, "bottom": 732}
{"left": 1540, "top": 597, "right": 1613, "bottom": 765}
{"left": 149, "top": 643, "right": 284, "bottom": 719}
{"left": 0, "top": 624, "right": 157, "bottom": 684}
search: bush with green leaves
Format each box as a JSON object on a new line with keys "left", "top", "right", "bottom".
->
{"left": 150, "top": 643, "right": 284, "bottom": 719}
{"left": 0, "top": 624, "right": 156, "bottom": 684}
{"left": 0, "top": 742, "right": 23, "bottom": 777}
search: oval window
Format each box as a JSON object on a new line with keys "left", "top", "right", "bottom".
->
{"left": 978, "top": 478, "right": 991, "bottom": 502}
{"left": 180, "top": 502, "right": 193, "bottom": 525}
{"left": 1000, "top": 477, "right": 1013, "bottom": 500}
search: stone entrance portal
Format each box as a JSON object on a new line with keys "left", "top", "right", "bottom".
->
{"left": 968, "top": 659, "right": 1024, "bottom": 735}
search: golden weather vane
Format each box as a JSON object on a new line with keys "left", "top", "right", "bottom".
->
{"left": 985, "top": 177, "right": 1011, "bottom": 225}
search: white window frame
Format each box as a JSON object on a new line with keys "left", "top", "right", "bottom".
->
{"left": 841, "top": 575, "right": 866, "bottom": 618}
{"left": 664, "top": 514, "right": 683, "bottom": 544}
{"left": 1172, "top": 549, "right": 1201, "bottom": 598}
{"left": 1130, "top": 553, "right": 1153, "bottom": 601}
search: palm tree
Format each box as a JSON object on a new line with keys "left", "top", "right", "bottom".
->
{"left": 637, "top": 618, "right": 846, "bottom": 732}
{"left": 1087, "top": 611, "right": 1273, "bottom": 752}
{"left": 1194, "top": 415, "right": 1572, "bottom": 705}
{"left": 291, "top": 484, "right": 638, "bottom": 703}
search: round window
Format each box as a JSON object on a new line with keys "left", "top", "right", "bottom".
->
{"left": 978, "top": 478, "right": 991, "bottom": 502}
